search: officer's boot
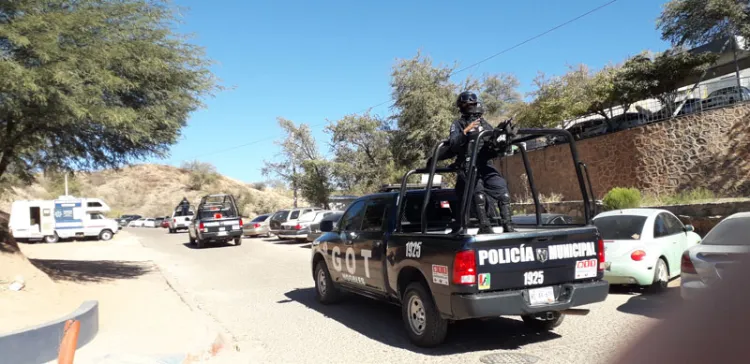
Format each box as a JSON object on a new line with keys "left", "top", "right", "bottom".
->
{"left": 474, "top": 192, "right": 494, "bottom": 234}
{"left": 498, "top": 201, "right": 515, "bottom": 233}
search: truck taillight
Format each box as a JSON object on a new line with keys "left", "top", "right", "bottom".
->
{"left": 199, "top": 222, "right": 204, "bottom": 231}
{"left": 239, "top": 218, "right": 243, "bottom": 227}
{"left": 173, "top": 219, "right": 176, "bottom": 223}
{"left": 598, "top": 238, "right": 605, "bottom": 271}
{"left": 452, "top": 250, "right": 476, "bottom": 285}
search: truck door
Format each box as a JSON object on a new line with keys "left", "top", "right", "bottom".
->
{"left": 39, "top": 201, "right": 55, "bottom": 237}
{"left": 353, "top": 197, "right": 390, "bottom": 293}
{"left": 332, "top": 200, "right": 366, "bottom": 288}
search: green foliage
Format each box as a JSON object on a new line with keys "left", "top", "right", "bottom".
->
{"left": 0, "top": 0, "right": 220, "bottom": 183}
{"left": 42, "top": 171, "right": 83, "bottom": 198}
{"left": 251, "top": 182, "right": 267, "bottom": 191}
{"left": 182, "top": 160, "right": 218, "bottom": 191}
{"left": 262, "top": 118, "right": 333, "bottom": 208}
{"left": 603, "top": 187, "right": 642, "bottom": 210}
{"left": 658, "top": 0, "right": 750, "bottom": 48}
{"left": 643, "top": 188, "right": 717, "bottom": 206}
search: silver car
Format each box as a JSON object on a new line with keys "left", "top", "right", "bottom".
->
{"left": 243, "top": 214, "right": 271, "bottom": 237}
{"left": 681, "top": 212, "right": 750, "bottom": 300}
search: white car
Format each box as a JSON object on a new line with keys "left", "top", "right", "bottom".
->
{"left": 278, "top": 210, "right": 336, "bottom": 242}
{"left": 128, "top": 218, "right": 145, "bottom": 227}
{"left": 142, "top": 218, "right": 156, "bottom": 228}
{"left": 593, "top": 208, "right": 701, "bottom": 292}
{"left": 681, "top": 212, "right": 750, "bottom": 300}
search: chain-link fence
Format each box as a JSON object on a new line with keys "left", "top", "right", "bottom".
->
{"left": 522, "top": 75, "right": 750, "bottom": 150}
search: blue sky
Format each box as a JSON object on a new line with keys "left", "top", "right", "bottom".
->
{"left": 149, "top": 0, "right": 671, "bottom": 183}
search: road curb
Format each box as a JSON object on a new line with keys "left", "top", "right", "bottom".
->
{"left": 0, "top": 300, "right": 99, "bottom": 364}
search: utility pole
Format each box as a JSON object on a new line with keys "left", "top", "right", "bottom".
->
{"left": 732, "top": 30, "right": 743, "bottom": 101}
{"left": 64, "top": 173, "right": 69, "bottom": 196}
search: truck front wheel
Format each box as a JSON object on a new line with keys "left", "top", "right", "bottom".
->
{"left": 44, "top": 233, "right": 59, "bottom": 244}
{"left": 521, "top": 311, "right": 565, "bottom": 331}
{"left": 314, "top": 261, "right": 340, "bottom": 304}
{"left": 99, "top": 229, "right": 114, "bottom": 241}
{"left": 401, "top": 282, "right": 448, "bottom": 347}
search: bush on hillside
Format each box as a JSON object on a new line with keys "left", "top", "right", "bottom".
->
{"left": 603, "top": 187, "right": 642, "bottom": 210}
{"left": 182, "top": 160, "right": 219, "bottom": 191}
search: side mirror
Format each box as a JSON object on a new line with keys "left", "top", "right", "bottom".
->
{"left": 683, "top": 224, "right": 694, "bottom": 233}
{"left": 320, "top": 220, "right": 334, "bottom": 232}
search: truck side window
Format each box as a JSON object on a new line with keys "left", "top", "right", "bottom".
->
{"left": 340, "top": 200, "right": 366, "bottom": 232}
{"left": 361, "top": 199, "right": 388, "bottom": 232}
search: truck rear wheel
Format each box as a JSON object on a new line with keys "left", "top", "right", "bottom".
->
{"left": 521, "top": 311, "right": 565, "bottom": 331}
{"left": 234, "top": 237, "right": 242, "bottom": 246}
{"left": 314, "top": 261, "right": 340, "bottom": 304}
{"left": 401, "top": 282, "right": 448, "bottom": 347}
{"left": 44, "top": 233, "right": 59, "bottom": 244}
{"left": 197, "top": 238, "right": 205, "bottom": 249}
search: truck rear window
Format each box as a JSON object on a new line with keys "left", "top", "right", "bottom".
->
{"left": 400, "top": 191, "right": 458, "bottom": 233}
{"left": 593, "top": 215, "right": 647, "bottom": 240}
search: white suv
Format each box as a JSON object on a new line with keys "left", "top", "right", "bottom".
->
{"left": 269, "top": 207, "right": 322, "bottom": 238}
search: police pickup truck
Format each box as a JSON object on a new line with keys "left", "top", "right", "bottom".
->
{"left": 310, "top": 126, "right": 608, "bottom": 347}
{"left": 187, "top": 194, "right": 243, "bottom": 249}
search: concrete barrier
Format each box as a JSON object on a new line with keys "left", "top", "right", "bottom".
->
{"left": 0, "top": 300, "right": 98, "bottom": 364}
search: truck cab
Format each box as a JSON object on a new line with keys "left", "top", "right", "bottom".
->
{"left": 310, "top": 125, "right": 608, "bottom": 347}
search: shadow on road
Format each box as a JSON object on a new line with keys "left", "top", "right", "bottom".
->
{"left": 283, "top": 287, "right": 560, "bottom": 355}
{"left": 616, "top": 286, "right": 682, "bottom": 319}
{"left": 181, "top": 242, "right": 238, "bottom": 250}
{"left": 273, "top": 239, "right": 308, "bottom": 245}
{"left": 30, "top": 259, "right": 152, "bottom": 283}
{"left": 299, "top": 243, "right": 312, "bottom": 249}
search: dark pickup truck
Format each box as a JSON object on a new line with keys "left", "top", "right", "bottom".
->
{"left": 187, "top": 194, "right": 244, "bottom": 248}
{"left": 310, "top": 125, "right": 608, "bottom": 347}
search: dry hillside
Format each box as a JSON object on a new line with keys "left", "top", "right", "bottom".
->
{"left": 0, "top": 164, "right": 298, "bottom": 218}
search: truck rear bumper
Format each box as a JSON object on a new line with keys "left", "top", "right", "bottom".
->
{"left": 449, "top": 280, "right": 609, "bottom": 319}
{"left": 199, "top": 230, "right": 243, "bottom": 241}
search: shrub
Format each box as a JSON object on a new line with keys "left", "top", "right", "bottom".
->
{"left": 602, "top": 187, "right": 642, "bottom": 210}
{"left": 663, "top": 188, "right": 716, "bottom": 205}
{"left": 181, "top": 160, "right": 219, "bottom": 191}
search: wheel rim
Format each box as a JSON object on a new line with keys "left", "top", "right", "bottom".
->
{"left": 658, "top": 260, "right": 668, "bottom": 283}
{"left": 407, "top": 294, "right": 427, "bottom": 335}
{"left": 102, "top": 232, "right": 112, "bottom": 240}
{"left": 317, "top": 269, "right": 327, "bottom": 296}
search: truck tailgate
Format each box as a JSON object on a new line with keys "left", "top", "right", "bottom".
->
{"left": 472, "top": 226, "right": 602, "bottom": 292}
{"left": 202, "top": 218, "right": 242, "bottom": 234}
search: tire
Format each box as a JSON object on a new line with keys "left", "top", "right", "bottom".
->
{"left": 197, "top": 238, "right": 205, "bottom": 249}
{"left": 314, "top": 261, "right": 341, "bottom": 304}
{"left": 401, "top": 282, "right": 448, "bottom": 347}
{"left": 648, "top": 258, "right": 669, "bottom": 293}
{"left": 44, "top": 233, "right": 59, "bottom": 244}
{"left": 521, "top": 311, "right": 566, "bottom": 331}
{"left": 189, "top": 234, "right": 196, "bottom": 244}
{"left": 168, "top": 228, "right": 174, "bottom": 234}
{"left": 234, "top": 237, "right": 242, "bottom": 246}
{"left": 277, "top": 236, "right": 284, "bottom": 240}
{"left": 98, "top": 229, "right": 114, "bottom": 241}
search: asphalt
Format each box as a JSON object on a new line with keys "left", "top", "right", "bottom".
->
{"left": 131, "top": 227, "right": 682, "bottom": 364}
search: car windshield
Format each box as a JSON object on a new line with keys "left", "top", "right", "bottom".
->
{"left": 701, "top": 217, "right": 750, "bottom": 246}
{"left": 252, "top": 215, "right": 268, "bottom": 222}
{"left": 593, "top": 215, "right": 647, "bottom": 240}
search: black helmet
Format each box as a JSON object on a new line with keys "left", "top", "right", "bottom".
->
{"left": 456, "top": 91, "right": 484, "bottom": 115}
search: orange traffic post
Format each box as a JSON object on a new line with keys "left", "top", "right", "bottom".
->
{"left": 57, "top": 319, "right": 81, "bottom": 364}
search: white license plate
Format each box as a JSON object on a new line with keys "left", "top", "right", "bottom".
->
{"left": 528, "top": 286, "right": 555, "bottom": 305}
{"left": 217, "top": 231, "right": 227, "bottom": 236}
{"left": 231, "top": 225, "right": 240, "bottom": 230}
{"left": 218, "top": 227, "right": 225, "bottom": 231}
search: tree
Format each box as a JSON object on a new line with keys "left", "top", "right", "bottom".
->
{"left": 516, "top": 70, "right": 587, "bottom": 128}
{"left": 262, "top": 118, "right": 333, "bottom": 209}
{"left": 0, "top": 0, "right": 220, "bottom": 183}
{"left": 389, "top": 52, "right": 459, "bottom": 170}
{"left": 181, "top": 160, "right": 219, "bottom": 190}
{"left": 658, "top": 0, "right": 750, "bottom": 47}
{"left": 479, "top": 73, "right": 522, "bottom": 119}
{"left": 326, "top": 112, "right": 395, "bottom": 194}
{"left": 620, "top": 49, "right": 718, "bottom": 111}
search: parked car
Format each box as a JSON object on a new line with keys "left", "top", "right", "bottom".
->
{"left": 681, "top": 212, "right": 750, "bottom": 300}
{"left": 702, "top": 86, "right": 750, "bottom": 109}
{"left": 243, "top": 214, "right": 271, "bottom": 237}
{"left": 278, "top": 210, "right": 336, "bottom": 242}
{"left": 161, "top": 218, "right": 170, "bottom": 228}
{"left": 307, "top": 212, "right": 343, "bottom": 242}
{"left": 128, "top": 218, "right": 145, "bottom": 228}
{"left": 593, "top": 208, "right": 701, "bottom": 292}
{"left": 117, "top": 214, "right": 141, "bottom": 227}
{"left": 269, "top": 207, "right": 323, "bottom": 238}
{"left": 153, "top": 217, "right": 165, "bottom": 227}
{"left": 142, "top": 218, "right": 156, "bottom": 228}
{"left": 169, "top": 209, "right": 194, "bottom": 233}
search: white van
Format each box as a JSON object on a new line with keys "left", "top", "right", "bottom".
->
{"left": 9, "top": 197, "right": 119, "bottom": 243}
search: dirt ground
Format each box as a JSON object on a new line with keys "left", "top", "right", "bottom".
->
{"left": 0, "top": 231, "right": 232, "bottom": 363}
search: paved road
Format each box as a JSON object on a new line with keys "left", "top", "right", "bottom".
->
{"left": 131, "top": 227, "right": 681, "bottom": 364}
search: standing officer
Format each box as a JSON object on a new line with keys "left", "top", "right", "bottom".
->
{"left": 448, "top": 91, "right": 515, "bottom": 233}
